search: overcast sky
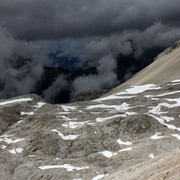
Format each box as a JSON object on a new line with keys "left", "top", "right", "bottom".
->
{"left": 0, "top": 0, "right": 180, "bottom": 40}
{"left": 0, "top": 0, "right": 180, "bottom": 101}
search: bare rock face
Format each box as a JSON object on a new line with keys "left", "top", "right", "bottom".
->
{"left": 0, "top": 42, "right": 180, "bottom": 180}
{"left": 0, "top": 79, "right": 179, "bottom": 180}
{"left": 157, "top": 40, "right": 180, "bottom": 58}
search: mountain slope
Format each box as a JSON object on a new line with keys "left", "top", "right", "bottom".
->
{"left": 105, "top": 40, "right": 180, "bottom": 96}
{"left": 0, "top": 41, "right": 180, "bottom": 180}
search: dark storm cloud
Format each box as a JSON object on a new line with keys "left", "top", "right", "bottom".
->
{"left": 0, "top": 27, "right": 49, "bottom": 99}
{"left": 0, "top": 0, "right": 180, "bottom": 101}
{"left": 0, "top": 0, "right": 180, "bottom": 40}
{"left": 72, "top": 55, "right": 119, "bottom": 95}
{"left": 43, "top": 75, "right": 69, "bottom": 102}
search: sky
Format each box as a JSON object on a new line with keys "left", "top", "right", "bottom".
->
{"left": 0, "top": 0, "right": 180, "bottom": 101}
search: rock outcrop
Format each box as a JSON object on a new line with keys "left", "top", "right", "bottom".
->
{"left": 0, "top": 41, "right": 180, "bottom": 180}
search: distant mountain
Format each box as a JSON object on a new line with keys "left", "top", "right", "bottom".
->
{"left": 0, "top": 41, "right": 180, "bottom": 179}
{"left": 49, "top": 51, "right": 79, "bottom": 70}
{"left": 0, "top": 46, "right": 165, "bottom": 104}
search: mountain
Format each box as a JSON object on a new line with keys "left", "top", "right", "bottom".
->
{"left": 0, "top": 41, "right": 180, "bottom": 180}
{"left": 106, "top": 40, "right": 180, "bottom": 96}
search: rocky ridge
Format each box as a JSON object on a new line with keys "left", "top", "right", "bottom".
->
{"left": 0, "top": 41, "right": 180, "bottom": 180}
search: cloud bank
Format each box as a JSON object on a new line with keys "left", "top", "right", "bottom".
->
{"left": 0, "top": 0, "right": 180, "bottom": 102}
{"left": 0, "top": 0, "right": 179, "bottom": 40}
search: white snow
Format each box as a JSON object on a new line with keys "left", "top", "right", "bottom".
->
{"left": 125, "top": 112, "right": 137, "bottom": 116}
{"left": 1, "top": 145, "right": 6, "bottom": 149}
{"left": 117, "top": 139, "right": 132, "bottom": 146}
{"left": 166, "top": 98, "right": 180, "bottom": 104}
{"left": 61, "top": 116, "right": 77, "bottom": 121}
{"left": 145, "top": 90, "right": 180, "bottom": 98}
{"left": 96, "top": 115, "right": 126, "bottom": 123}
{"left": 62, "top": 121, "right": 91, "bottom": 128}
{"left": 79, "top": 110, "right": 84, "bottom": 113}
{"left": 148, "top": 153, "right": 155, "bottom": 159}
{"left": 171, "top": 79, "right": 180, "bottom": 83}
{"left": 52, "top": 129, "right": 79, "bottom": 140}
{"left": 0, "top": 134, "right": 10, "bottom": 138}
{"left": 119, "top": 147, "right": 132, "bottom": 152}
{"left": 147, "top": 114, "right": 180, "bottom": 132}
{"left": 94, "top": 95, "right": 136, "bottom": 101}
{"left": 0, "top": 137, "right": 24, "bottom": 144}
{"left": 90, "top": 112, "right": 101, "bottom": 115}
{"left": 57, "top": 112, "right": 71, "bottom": 115}
{"left": 9, "top": 148, "right": 16, "bottom": 154}
{"left": 34, "top": 102, "right": 46, "bottom": 108}
{"left": 172, "top": 134, "right": 180, "bottom": 140}
{"left": 151, "top": 98, "right": 159, "bottom": 101}
{"left": 161, "top": 116, "right": 174, "bottom": 122}
{"left": 39, "top": 164, "right": 89, "bottom": 171}
{"left": 148, "top": 99, "right": 180, "bottom": 115}
{"left": 9, "top": 148, "right": 23, "bottom": 154}
{"left": 21, "top": 112, "right": 34, "bottom": 116}
{"left": 86, "top": 102, "right": 130, "bottom": 111}
{"left": 117, "top": 84, "right": 160, "bottom": 95}
{"left": 147, "top": 98, "right": 180, "bottom": 130}
{"left": 99, "top": 150, "right": 118, "bottom": 158}
{"left": 16, "top": 148, "right": 24, "bottom": 153}
{"left": 28, "top": 155, "right": 36, "bottom": 157}
{"left": 61, "top": 105, "right": 78, "bottom": 112}
{"left": 148, "top": 104, "right": 167, "bottom": 115}
{"left": 151, "top": 132, "right": 165, "bottom": 140}
{"left": 91, "top": 174, "right": 107, "bottom": 180}
{"left": 17, "top": 120, "right": 24, "bottom": 124}
{"left": 0, "top": 98, "right": 32, "bottom": 106}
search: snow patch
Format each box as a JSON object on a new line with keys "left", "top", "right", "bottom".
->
{"left": 94, "top": 95, "right": 136, "bottom": 101}
{"left": 52, "top": 129, "right": 79, "bottom": 140}
{"left": 1, "top": 145, "right": 6, "bottom": 149}
{"left": 0, "top": 137, "right": 24, "bottom": 144}
{"left": 161, "top": 116, "right": 174, "bottom": 122}
{"left": 119, "top": 147, "right": 132, "bottom": 152}
{"left": 117, "top": 84, "right": 160, "bottom": 95}
{"left": 151, "top": 98, "right": 159, "bottom": 100}
{"left": 151, "top": 132, "right": 165, "bottom": 140}
{"left": 9, "top": 148, "right": 23, "bottom": 154}
{"left": 99, "top": 150, "right": 118, "bottom": 158}
{"left": 147, "top": 114, "right": 180, "bottom": 132}
{"left": 17, "top": 120, "right": 24, "bottom": 124}
{"left": 90, "top": 112, "right": 101, "bottom": 115}
{"left": 21, "top": 112, "right": 34, "bottom": 116}
{"left": 117, "top": 139, "right": 132, "bottom": 146}
{"left": 61, "top": 105, "right": 78, "bottom": 112}
{"left": 86, "top": 102, "right": 130, "bottom": 111}
{"left": 148, "top": 99, "right": 180, "bottom": 115}
{"left": 0, "top": 98, "right": 32, "bottom": 106}
{"left": 62, "top": 121, "right": 91, "bottom": 128}
{"left": 96, "top": 115, "right": 125, "bottom": 123}
{"left": 91, "top": 174, "right": 108, "bottom": 180}
{"left": 57, "top": 112, "right": 71, "bottom": 115}
{"left": 171, "top": 79, "right": 180, "bottom": 83}
{"left": 61, "top": 116, "right": 77, "bottom": 121}
{"left": 125, "top": 112, "right": 137, "bottom": 116}
{"left": 148, "top": 153, "right": 155, "bottom": 159}
{"left": 39, "top": 164, "right": 89, "bottom": 171}
{"left": 145, "top": 90, "right": 180, "bottom": 98}
{"left": 172, "top": 134, "right": 180, "bottom": 140}
{"left": 34, "top": 102, "right": 46, "bottom": 108}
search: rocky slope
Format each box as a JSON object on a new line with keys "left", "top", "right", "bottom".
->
{"left": 0, "top": 41, "right": 180, "bottom": 180}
